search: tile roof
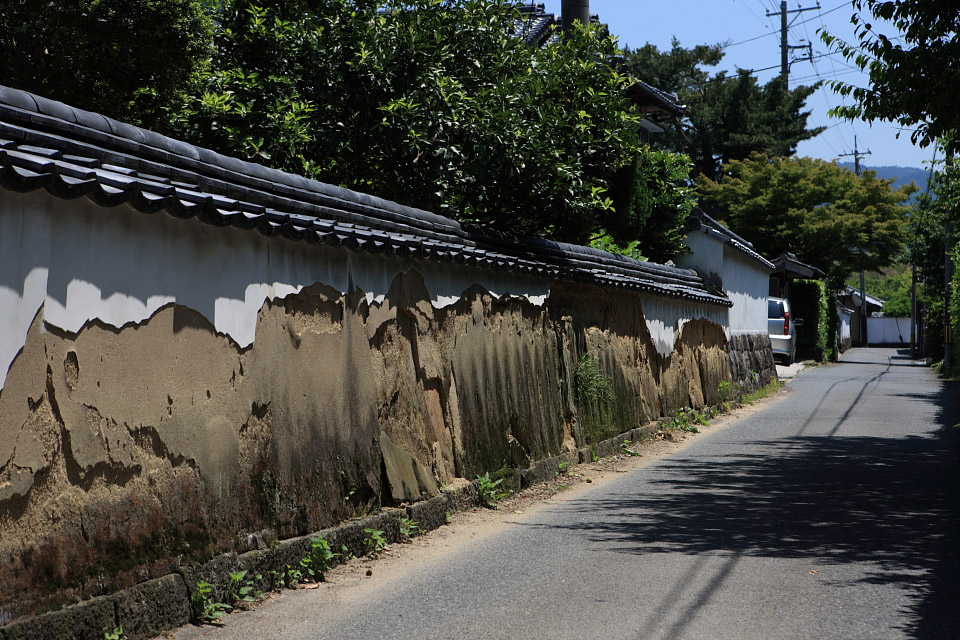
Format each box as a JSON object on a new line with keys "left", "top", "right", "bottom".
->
{"left": 771, "top": 252, "right": 824, "bottom": 279}
{"left": 0, "top": 85, "right": 731, "bottom": 307}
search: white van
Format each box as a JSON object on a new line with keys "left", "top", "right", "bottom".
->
{"left": 768, "top": 297, "right": 803, "bottom": 364}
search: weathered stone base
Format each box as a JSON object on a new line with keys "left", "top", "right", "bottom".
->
{"left": 727, "top": 333, "right": 777, "bottom": 393}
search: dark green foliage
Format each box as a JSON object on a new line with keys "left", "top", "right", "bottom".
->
{"left": 606, "top": 148, "right": 695, "bottom": 263}
{"left": 0, "top": 0, "right": 214, "bottom": 127}
{"left": 821, "top": 1, "right": 960, "bottom": 152}
{"left": 165, "top": 0, "right": 684, "bottom": 246}
{"left": 789, "top": 279, "right": 829, "bottom": 361}
{"left": 844, "top": 265, "right": 914, "bottom": 317}
{"left": 697, "top": 153, "right": 914, "bottom": 286}
{"left": 622, "top": 40, "right": 824, "bottom": 181}
{"left": 908, "top": 160, "right": 960, "bottom": 363}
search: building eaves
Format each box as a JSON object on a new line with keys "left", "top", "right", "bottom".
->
{"left": 625, "top": 81, "right": 685, "bottom": 118}
{"left": 771, "top": 252, "right": 824, "bottom": 280}
{"left": 684, "top": 208, "right": 774, "bottom": 271}
{"left": 0, "top": 85, "right": 731, "bottom": 308}
{"left": 841, "top": 285, "right": 884, "bottom": 310}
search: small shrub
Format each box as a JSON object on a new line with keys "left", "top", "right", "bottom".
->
{"left": 557, "top": 460, "right": 571, "bottom": 474}
{"left": 666, "top": 409, "right": 699, "bottom": 433}
{"left": 363, "top": 528, "right": 388, "bottom": 557}
{"left": 301, "top": 537, "right": 336, "bottom": 581}
{"left": 476, "top": 472, "right": 510, "bottom": 508}
{"left": 104, "top": 627, "right": 124, "bottom": 640}
{"left": 225, "top": 569, "right": 258, "bottom": 605}
{"left": 283, "top": 564, "right": 303, "bottom": 587}
{"left": 191, "top": 581, "right": 231, "bottom": 624}
{"left": 717, "top": 380, "right": 732, "bottom": 404}
{"left": 575, "top": 353, "right": 617, "bottom": 441}
{"left": 619, "top": 440, "right": 641, "bottom": 457}
{"left": 397, "top": 517, "right": 422, "bottom": 542}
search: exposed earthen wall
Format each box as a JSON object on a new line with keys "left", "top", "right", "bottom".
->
{"left": 0, "top": 192, "right": 742, "bottom": 621}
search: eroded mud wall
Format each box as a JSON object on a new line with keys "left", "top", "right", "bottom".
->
{"left": 1, "top": 190, "right": 733, "bottom": 620}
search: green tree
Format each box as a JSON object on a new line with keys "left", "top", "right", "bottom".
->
{"left": 696, "top": 153, "right": 914, "bottom": 285}
{"left": 844, "top": 265, "right": 913, "bottom": 317}
{"left": 0, "top": 0, "right": 214, "bottom": 127}
{"left": 622, "top": 40, "right": 824, "bottom": 181}
{"left": 821, "top": 1, "right": 960, "bottom": 151}
{"left": 166, "top": 0, "right": 692, "bottom": 253}
{"left": 906, "top": 160, "right": 960, "bottom": 360}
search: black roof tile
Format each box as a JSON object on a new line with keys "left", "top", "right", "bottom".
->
{"left": 0, "top": 85, "right": 731, "bottom": 308}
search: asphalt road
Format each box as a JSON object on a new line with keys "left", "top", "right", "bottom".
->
{"left": 174, "top": 347, "right": 960, "bottom": 639}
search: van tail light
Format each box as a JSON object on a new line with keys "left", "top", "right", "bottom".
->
{"left": 783, "top": 311, "right": 790, "bottom": 336}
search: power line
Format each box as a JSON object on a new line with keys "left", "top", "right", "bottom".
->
{"left": 725, "top": 30, "right": 780, "bottom": 48}
{"left": 765, "top": 1, "right": 821, "bottom": 90}
{"left": 724, "top": 1, "right": 850, "bottom": 49}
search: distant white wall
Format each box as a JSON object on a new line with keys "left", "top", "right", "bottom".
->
{"left": 867, "top": 316, "right": 910, "bottom": 346}
{"left": 839, "top": 311, "right": 852, "bottom": 350}
{"left": 640, "top": 294, "right": 728, "bottom": 358}
{"left": 1, "top": 189, "right": 730, "bottom": 388}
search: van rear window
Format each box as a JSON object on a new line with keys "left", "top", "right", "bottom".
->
{"left": 768, "top": 300, "right": 784, "bottom": 318}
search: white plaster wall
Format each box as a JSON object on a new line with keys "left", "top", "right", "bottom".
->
{"left": 639, "top": 293, "right": 728, "bottom": 358}
{"left": 676, "top": 232, "right": 722, "bottom": 285}
{"left": 1, "top": 189, "right": 732, "bottom": 388}
{"left": 867, "top": 316, "right": 910, "bottom": 345}
{"left": 722, "top": 246, "right": 770, "bottom": 335}
{"left": 0, "top": 190, "right": 555, "bottom": 389}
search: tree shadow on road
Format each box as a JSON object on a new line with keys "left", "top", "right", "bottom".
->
{"left": 538, "top": 379, "right": 960, "bottom": 638}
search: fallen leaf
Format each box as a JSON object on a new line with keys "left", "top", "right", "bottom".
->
{"left": 809, "top": 570, "right": 819, "bottom": 575}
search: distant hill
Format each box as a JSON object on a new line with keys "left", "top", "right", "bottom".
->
{"left": 838, "top": 162, "right": 930, "bottom": 196}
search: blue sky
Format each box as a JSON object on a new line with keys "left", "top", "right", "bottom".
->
{"left": 539, "top": 0, "right": 933, "bottom": 170}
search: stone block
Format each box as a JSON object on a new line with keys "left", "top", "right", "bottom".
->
{"left": 0, "top": 596, "right": 115, "bottom": 640}
{"left": 444, "top": 483, "right": 479, "bottom": 513}
{"left": 324, "top": 522, "right": 365, "bottom": 561}
{"left": 176, "top": 552, "right": 238, "bottom": 606}
{"left": 236, "top": 547, "right": 284, "bottom": 594}
{"left": 113, "top": 574, "right": 191, "bottom": 640}
{"left": 406, "top": 496, "right": 448, "bottom": 533}
{"left": 520, "top": 457, "right": 560, "bottom": 489}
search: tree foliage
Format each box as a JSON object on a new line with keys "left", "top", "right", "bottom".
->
{"left": 0, "top": 0, "right": 214, "bottom": 127}
{"left": 697, "top": 153, "right": 914, "bottom": 285}
{"left": 906, "top": 160, "right": 960, "bottom": 359}
{"left": 621, "top": 40, "right": 824, "bottom": 181}
{"left": 821, "top": 1, "right": 960, "bottom": 151}
{"left": 165, "top": 0, "right": 691, "bottom": 250}
{"left": 844, "top": 265, "right": 913, "bottom": 317}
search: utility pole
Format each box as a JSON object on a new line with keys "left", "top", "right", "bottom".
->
{"left": 766, "top": 1, "right": 819, "bottom": 91}
{"left": 840, "top": 137, "right": 872, "bottom": 347}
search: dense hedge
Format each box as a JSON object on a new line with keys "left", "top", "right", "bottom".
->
{"left": 790, "top": 279, "right": 829, "bottom": 362}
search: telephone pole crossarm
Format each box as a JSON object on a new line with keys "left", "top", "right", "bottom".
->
{"left": 766, "top": 1, "right": 821, "bottom": 90}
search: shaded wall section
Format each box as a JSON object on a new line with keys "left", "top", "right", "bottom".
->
{"left": 1, "top": 190, "right": 734, "bottom": 620}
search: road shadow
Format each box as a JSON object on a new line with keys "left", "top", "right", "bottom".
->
{"left": 538, "top": 378, "right": 960, "bottom": 638}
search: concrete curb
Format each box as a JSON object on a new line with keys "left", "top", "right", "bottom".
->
{"left": 0, "top": 417, "right": 699, "bottom": 640}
